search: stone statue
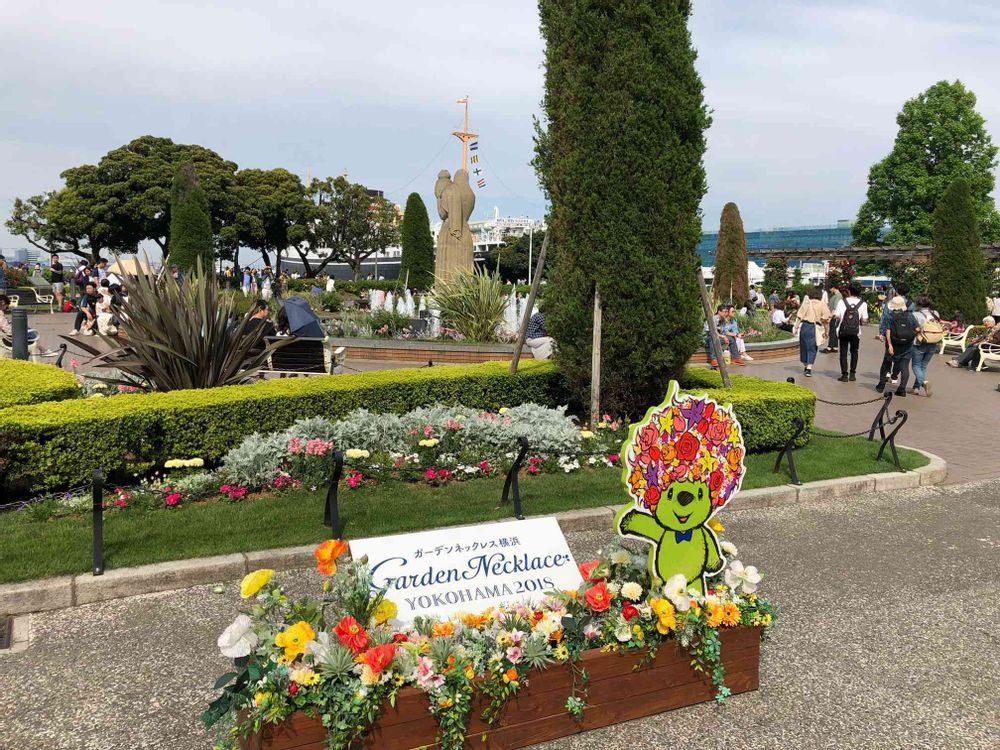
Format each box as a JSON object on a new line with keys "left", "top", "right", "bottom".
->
{"left": 434, "top": 168, "right": 475, "bottom": 281}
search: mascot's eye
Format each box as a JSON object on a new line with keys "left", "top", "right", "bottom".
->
{"left": 698, "top": 487, "right": 704, "bottom": 499}
{"left": 667, "top": 487, "right": 673, "bottom": 499}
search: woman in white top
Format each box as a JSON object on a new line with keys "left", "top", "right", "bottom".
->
{"left": 833, "top": 282, "right": 869, "bottom": 382}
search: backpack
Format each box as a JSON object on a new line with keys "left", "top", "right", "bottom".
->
{"left": 889, "top": 310, "right": 916, "bottom": 345}
{"left": 918, "top": 314, "right": 945, "bottom": 345}
{"left": 840, "top": 301, "right": 862, "bottom": 337}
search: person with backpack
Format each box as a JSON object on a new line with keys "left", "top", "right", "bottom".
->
{"left": 833, "top": 282, "right": 869, "bottom": 382}
{"left": 910, "top": 296, "right": 944, "bottom": 396}
{"left": 878, "top": 296, "right": 919, "bottom": 396}
{"left": 877, "top": 281, "right": 915, "bottom": 387}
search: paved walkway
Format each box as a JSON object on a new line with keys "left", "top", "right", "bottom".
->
{"left": 1, "top": 479, "right": 997, "bottom": 750}
{"left": 736, "top": 333, "right": 999, "bottom": 484}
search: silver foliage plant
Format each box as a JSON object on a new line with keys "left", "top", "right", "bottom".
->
{"left": 218, "top": 433, "right": 288, "bottom": 486}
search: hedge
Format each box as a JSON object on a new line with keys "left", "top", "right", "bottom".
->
{"left": 0, "top": 360, "right": 80, "bottom": 411}
{"left": 678, "top": 369, "right": 815, "bottom": 452}
{"left": 0, "top": 360, "right": 561, "bottom": 492}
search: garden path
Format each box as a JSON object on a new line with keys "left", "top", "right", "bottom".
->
{"left": 1, "top": 479, "right": 996, "bottom": 750}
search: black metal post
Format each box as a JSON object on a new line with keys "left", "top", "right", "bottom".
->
{"left": 867, "top": 392, "right": 894, "bottom": 441}
{"left": 773, "top": 417, "right": 805, "bottom": 485}
{"left": 11, "top": 308, "right": 29, "bottom": 360}
{"left": 324, "top": 450, "right": 345, "bottom": 538}
{"left": 55, "top": 343, "right": 68, "bottom": 368}
{"left": 92, "top": 468, "right": 104, "bottom": 576}
{"left": 876, "top": 410, "right": 908, "bottom": 470}
{"left": 501, "top": 436, "right": 530, "bottom": 520}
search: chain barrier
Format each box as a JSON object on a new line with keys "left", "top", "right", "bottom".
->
{"left": 785, "top": 376, "right": 887, "bottom": 407}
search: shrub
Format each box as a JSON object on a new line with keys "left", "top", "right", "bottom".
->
{"left": 0, "top": 360, "right": 561, "bottom": 491}
{"left": 678, "top": 370, "right": 814, "bottom": 451}
{"left": 169, "top": 162, "right": 214, "bottom": 271}
{"left": 369, "top": 309, "right": 411, "bottom": 337}
{"left": 929, "top": 177, "right": 988, "bottom": 323}
{"left": 0, "top": 360, "right": 80, "bottom": 411}
{"left": 713, "top": 203, "right": 749, "bottom": 304}
{"left": 399, "top": 193, "right": 435, "bottom": 291}
{"left": 432, "top": 268, "right": 508, "bottom": 342}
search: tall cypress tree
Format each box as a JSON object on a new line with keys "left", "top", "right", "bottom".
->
{"left": 169, "top": 162, "right": 214, "bottom": 272}
{"left": 928, "top": 177, "right": 987, "bottom": 322}
{"left": 399, "top": 192, "right": 435, "bottom": 290}
{"left": 535, "top": 0, "right": 711, "bottom": 414}
{"left": 713, "top": 202, "right": 749, "bottom": 303}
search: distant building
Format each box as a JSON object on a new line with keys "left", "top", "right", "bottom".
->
{"left": 698, "top": 220, "right": 854, "bottom": 266}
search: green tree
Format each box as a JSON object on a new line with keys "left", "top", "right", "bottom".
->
{"left": 712, "top": 203, "right": 748, "bottom": 303}
{"left": 486, "top": 230, "right": 545, "bottom": 284}
{"left": 853, "top": 80, "right": 1000, "bottom": 246}
{"left": 231, "top": 168, "right": 311, "bottom": 273}
{"left": 398, "top": 192, "right": 435, "bottom": 290}
{"left": 928, "top": 178, "right": 987, "bottom": 322}
{"left": 825, "top": 258, "right": 856, "bottom": 289}
{"left": 168, "top": 163, "right": 214, "bottom": 272}
{"left": 6, "top": 190, "right": 109, "bottom": 263}
{"left": 762, "top": 258, "right": 787, "bottom": 296}
{"left": 534, "top": 0, "right": 711, "bottom": 414}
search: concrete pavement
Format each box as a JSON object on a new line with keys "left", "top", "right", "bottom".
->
{"left": 2, "top": 478, "right": 997, "bottom": 750}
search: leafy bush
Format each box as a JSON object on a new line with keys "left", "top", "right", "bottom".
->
{"left": 0, "top": 360, "right": 561, "bottom": 491}
{"left": 218, "top": 433, "right": 287, "bottom": 486}
{"left": 0, "top": 360, "right": 80, "bottom": 410}
{"left": 432, "top": 268, "right": 508, "bottom": 342}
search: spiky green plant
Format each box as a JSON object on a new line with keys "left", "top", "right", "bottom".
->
{"left": 65, "top": 259, "right": 287, "bottom": 391}
{"left": 432, "top": 268, "right": 508, "bottom": 342}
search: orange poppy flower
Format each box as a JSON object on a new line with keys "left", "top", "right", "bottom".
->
{"left": 314, "top": 539, "right": 349, "bottom": 576}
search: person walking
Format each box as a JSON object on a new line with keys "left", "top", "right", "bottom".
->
{"left": 910, "top": 296, "right": 944, "bottom": 396}
{"left": 49, "top": 253, "right": 65, "bottom": 310}
{"left": 878, "top": 296, "right": 919, "bottom": 396}
{"left": 823, "top": 284, "right": 844, "bottom": 353}
{"left": 834, "top": 282, "right": 868, "bottom": 382}
{"left": 877, "top": 281, "right": 915, "bottom": 387}
{"left": 0, "top": 254, "right": 7, "bottom": 296}
{"left": 794, "top": 288, "right": 832, "bottom": 378}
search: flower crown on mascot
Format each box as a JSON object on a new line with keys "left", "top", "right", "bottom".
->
{"left": 613, "top": 381, "right": 746, "bottom": 595}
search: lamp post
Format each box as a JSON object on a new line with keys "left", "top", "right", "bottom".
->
{"left": 528, "top": 226, "right": 534, "bottom": 285}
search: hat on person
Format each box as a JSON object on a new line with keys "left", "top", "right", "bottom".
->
{"left": 887, "top": 296, "right": 907, "bottom": 311}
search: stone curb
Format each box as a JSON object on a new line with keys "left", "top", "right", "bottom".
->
{"left": 0, "top": 448, "right": 946, "bottom": 617}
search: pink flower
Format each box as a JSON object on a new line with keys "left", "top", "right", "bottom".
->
{"left": 305, "top": 438, "right": 333, "bottom": 456}
{"left": 527, "top": 465, "right": 538, "bottom": 474}
{"left": 69, "top": 358, "right": 79, "bottom": 370}
{"left": 583, "top": 623, "right": 600, "bottom": 639}
{"left": 608, "top": 453, "right": 620, "bottom": 463}
{"left": 115, "top": 498, "right": 127, "bottom": 507}
{"left": 437, "top": 469, "right": 451, "bottom": 479}
{"left": 425, "top": 468, "right": 437, "bottom": 480}
{"left": 443, "top": 419, "right": 461, "bottom": 431}
{"left": 164, "top": 492, "right": 181, "bottom": 507}
{"left": 479, "top": 460, "right": 490, "bottom": 472}
{"left": 288, "top": 438, "right": 303, "bottom": 455}
{"left": 506, "top": 646, "right": 523, "bottom": 664}
{"left": 423, "top": 425, "right": 434, "bottom": 437}
{"left": 347, "top": 470, "right": 363, "bottom": 489}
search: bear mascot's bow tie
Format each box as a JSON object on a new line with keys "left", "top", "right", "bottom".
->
{"left": 674, "top": 529, "right": 694, "bottom": 543}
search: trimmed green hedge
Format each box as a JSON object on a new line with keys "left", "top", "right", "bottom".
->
{"left": 679, "top": 369, "right": 815, "bottom": 452}
{"left": 0, "top": 361, "right": 561, "bottom": 491}
{"left": 0, "top": 360, "right": 80, "bottom": 411}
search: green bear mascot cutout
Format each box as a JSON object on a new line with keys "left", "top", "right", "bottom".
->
{"left": 614, "top": 381, "right": 746, "bottom": 595}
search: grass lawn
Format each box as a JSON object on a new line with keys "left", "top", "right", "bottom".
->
{"left": 0, "top": 436, "right": 927, "bottom": 584}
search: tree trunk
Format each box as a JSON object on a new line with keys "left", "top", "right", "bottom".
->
{"left": 510, "top": 233, "right": 550, "bottom": 374}
{"left": 293, "top": 246, "right": 314, "bottom": 277}
{"left": 698, "top": 266, "right": 731, "bottom": 388}
{"left": 590, "top": 286, "right": 602, "bottom": 427}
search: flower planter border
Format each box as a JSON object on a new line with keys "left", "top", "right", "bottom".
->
{"left": 241, "top": 626, "right": 760, "bottom": 750}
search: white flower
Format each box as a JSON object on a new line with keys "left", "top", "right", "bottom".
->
{"left": 610, "top": 550, "right": 631, "bottom": 566}
{"left": 580, "top": 430, "right": 594, "bottom": 439}
{"left": 620, "top": 582, "right": 642, "bottom": 601}
{"left": 345, "top": 449, "right": 370, "bottom": 460}
{"left": 720, "top": 541, "right": 738, "bottom": 557}
{"left": 615, "top": 623, "right": 632, "bottom": 642}
{"left": 605, "top": 582, "right": 621, "bottom": 596}
{"left": 304, "top": 632, "right": 333, "bottom": 664}
{"left": 218, "top": 615, "right": 258, "bottom": 658}
{"left": 663, "top": 574, "right": 691, "bottom": 612}
{"left": 724, "top": 561, "right": 762, "bottom": 593}
{"left": 185, "top": 458, "right": 205, "bottom": 468}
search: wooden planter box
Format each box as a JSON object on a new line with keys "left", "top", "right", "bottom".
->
{"left": 241, "top": 626, "right": 759, "bottom": 750}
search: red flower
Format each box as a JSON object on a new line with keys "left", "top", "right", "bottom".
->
{"left": 708, "top": 470, "right": 725, "bottom": 493}
{"left": 643, "top": 485, "right": 661, "bottom": 510}
{"left": 425, "top": 468, "right": 437, "bottom": 480}
{"left": 706, "top": 420, "right": 729, "bottom": 445}
{"left": 479, "top": 460, "right": 490, "bottom": 472}
{"left": 578, "top": 559, "right": 601, "bottom": 582}
{"left": 392, "top": 633, "right": 409, "bottom": 643}
{"left": 675, "top": 432, "right": 699, "bottom": 462}
{"left": 334, "top": 616, "right": 369, "bottom": 653}
{"left": 437, "top": 469, "right": 451, "bottom": 479}
{"left": 607, "top": 454, "right": 620, "bottom": 463}
{"left": 288, "top": 682, "right": 298, "bottom": 696}
{"left": 649, "top": 445, "right": 661, "bottom": 462}
{"left": 638, "top": 423, "right": 658, "bottom": 451}
{"left": 358, "top": 643, "right": 397, "bottom": 674}
{"left": 621, "top": 603, "right": 639, "bottom": 620}
{"left": 584, "top": 582, "right": 612, "bottom": 613}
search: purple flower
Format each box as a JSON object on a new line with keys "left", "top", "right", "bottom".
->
{"left": 681, "top": 398, "right": 706, "bottom": 428}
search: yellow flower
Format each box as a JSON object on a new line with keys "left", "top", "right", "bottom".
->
{"left": 721, "top": 601, "right": 741, "bottom": 627}
{"left": 762, "top": 613, "right": 773, "bottom": 626}
{"left": 464, "top": 664, "right": 475, "bottom": 680}
{"left": 359, "top": 664, "right": 378, "bottom": 686}
{"left": 498, "top": 407, "right": 509, "bottom": 414}
{"left": 632, "top": 624, "right": 644, "bottom": 642}
{"left": 438, "top": 697, "right": 454, "bottom": 709}
{"left": 553, "top": 644, "right": 570, "bottom": 661}
{"left": 275, "top": 621, "right": 316, "bottom": 660}
{"left": 705, "top": 603, "right": 725, "bottom": 628}
{"left": 290, "top": 668, "right": 320, "bottom": 686}
{"left": 431, "top": 622, "right": 454, "bottom": 637}
{"left": 240, "top": 569, "right": 274, "bottom": 598}
{"left": 254, "top": 691, "right": 271, "bottom": 707}
{"left": 345, "top": 449, "right": 370, "bottom": 460}
{"left": 185, "top": 458, "right": 205, "bottom": 468}
{"left": 649, "top": 598, "right": 673, "bottom": 617}
{"left": 580, "top": 430, "right": 594, "bottom": 439}
{"left": 373, "top": 599, "right": 398, "bottom": 625}
{"left": 164, "top": 459, "right": 182, "bottom": 469}
{"left": 707, "top": 518, "right": 725, "bottom": 534}
{"left": 418, "top": 438, "right": 440, "bottom": 448}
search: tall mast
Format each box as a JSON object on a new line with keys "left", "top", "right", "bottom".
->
{"left": 452, "top": 96, "right": 479, "bottom": 172}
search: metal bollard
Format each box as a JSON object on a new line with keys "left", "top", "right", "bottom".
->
{"left": 92, "top": 469, "right": 105, "bottom": 576}
{"left": 11, "top": 309, "right": 29, "bottom": 360}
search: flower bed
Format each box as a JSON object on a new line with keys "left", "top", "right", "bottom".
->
{"left": 204, "top": 535, "right": 774, "bottom": 750}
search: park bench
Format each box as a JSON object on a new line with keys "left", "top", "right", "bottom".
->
{"left": 261, "top": 336, "right": 346, "bottom": 377}
{"left": 6, "top": 287, "right": 55, "bottom": 313}
{"left": 939, "top": 325, "right": 981, "bottom": 355}
{"left": 976, "top": 342, "right": 1000, "bottom": 372}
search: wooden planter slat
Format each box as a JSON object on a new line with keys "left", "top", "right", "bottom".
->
{"left": 242, "top": 627, "right": 760, "bottom": 750}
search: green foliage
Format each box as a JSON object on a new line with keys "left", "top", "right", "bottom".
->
{"left": 825, "top": 259, "right": 856, "bottom": 289}
{"left": 713, "top": 203, "right": 749, "bottom": 304}
{"left": 169, "top": 163, "right": 214, "bottom": 271}
{"left": 0, "top": 360, "right": 80, "bottom": 411}
{"left": 679, "top": 369, "right": 815, "bottom": 451}
{"left": 369, "top": 309, "right": 411, "bottom": 337}
{"left": 853, "top": 80, "right": 1000, "bottom": 245}
{"left": 0, "top": 360, "right": 561, "bottom": 491}
{"left": 432, "top": 268, "right": 508, "bottom": 342}
{"left": 230, "top": 168, "right": 311, "bottom": 272}
{"left": 485, "top": 230, "right": 545, "bottom": 284}
{"left": 928, "top": 178, "right": 988, "bottom": 322}
{"left": 69, "top": 262, "right": 284, "bottom": 392}
{"left": 535, "top": 0, "right": 710, "bottom": 415}
{"left": 399, "top": 193, "right": 435, "bottom": 291}
{"left": 762, "top": 259, "right": 787, "bottom": 296}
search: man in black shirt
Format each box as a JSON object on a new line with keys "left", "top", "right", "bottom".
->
{"left": 50, "top": 254, "right": 65, "bottom": 309}
{"left": 71, "top": 282, "right": 99, "bottom": 335}
{"left": 245, "top": 300, "right": 276, "bottom": 355}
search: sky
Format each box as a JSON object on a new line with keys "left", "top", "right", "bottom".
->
{"left": 2, "top": 0, "right": 1000, "bottom": 254}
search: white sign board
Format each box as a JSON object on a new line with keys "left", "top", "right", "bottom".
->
{"left": 350, "top": 517, "right": 583, "bottom": 622}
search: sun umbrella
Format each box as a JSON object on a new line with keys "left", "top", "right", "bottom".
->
{"left": 108, "top": 258, "right": 155, "bottom": 276}
{"left": 281, "top": 296, "right": 324, "bottom": 337}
